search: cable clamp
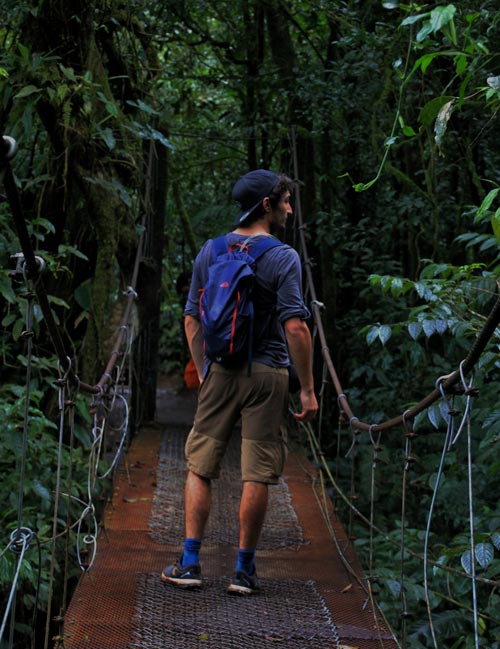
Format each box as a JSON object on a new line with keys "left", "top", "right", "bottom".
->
{"left": 402, "top": 409, "right": 415, "bottom": 435}
{"left": 459, "top": 360, "right": 476, "bottom": 395}
{"left": 1, "top": 135, "right": 18, "bottom": 164}
{"left": 10, "top": 253, "right": 46, "bottom": 278}
{"left": 123, "top": 286, "right": 138, "bottom": 299}
{"left": 58, "top": 356, "right": 72, "bottom": 380}
{"left": 349, "top": 416, "right": 360, "bottom": 433}
{"left": 8, "top": 527, "right": 35, "bottom": 554}
{"left": 33, "top": 256, "right": 46, "bottom": 273}
{"left": 435, "top": 372, "right": 454, "bottom": 389}
{"left": 9, "top": 253, "right": 25, "bottom": 277}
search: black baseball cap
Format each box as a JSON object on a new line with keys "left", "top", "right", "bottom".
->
{"left": 232, "top": 169, "right": 279, "bottom": 225}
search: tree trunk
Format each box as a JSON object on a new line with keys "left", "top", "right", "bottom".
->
{"left": 134, "top": 137, "right": 169, "bottom": 423}
{"left": 19, "top": 0, "right": 166, "bottom": 389}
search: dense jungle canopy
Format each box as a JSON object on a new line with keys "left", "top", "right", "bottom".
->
{"left": 1, "top": 1, "right": 500, "bottom": 648}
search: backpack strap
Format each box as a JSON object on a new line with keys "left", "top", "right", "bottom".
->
{"left": 246, "top": 236, "right": 283, "bottom": 261}
{"left": 246, "top": 237, "right": 283, "bottom": 375}
{"left": 211, "top": 235, "right": 229, "bottom": 258}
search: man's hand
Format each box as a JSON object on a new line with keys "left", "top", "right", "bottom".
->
{"left": 294, "top": 388, "right": 318, "bottom": 422}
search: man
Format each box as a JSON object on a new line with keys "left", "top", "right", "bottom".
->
{"left": 162, "top": 169, "right": 318, "bottom": 594}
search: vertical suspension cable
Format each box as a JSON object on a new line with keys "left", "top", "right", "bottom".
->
{"left": 368, "top": 426, "right": 382, "bottom": 578}
{"left": 334, "top": 393, "right": 347, "bottom": 512}
{"left": 60, "top": 387, "right": 77, "bottom": 631}
{"left": 423, "top": 381, "right": 455, "bottom": 649}
{"left": 345, "top": 418, "right": 359, "bottom": 541}
{"left": 399, "top": 411, "right": 415, "bottom": 649}
{"left": 466, "top": 411, "right": 479, "bottom": 649}
{"left": 456, "top": 362, "right": 479, "bottom": 649}
{"left": 43, "top": 360, "right": 71, "bottom": 649}
{"left": 317, "top": 361, "right": 327, "bottom": 449}
{"left": 6, "top": 264, "right": 38, "bottom": 649}
{"left": 16, "top": 275, "right": 34, "bottom": 531}
{"left": 1, "top": 531, "right": 31, "bottom": 646}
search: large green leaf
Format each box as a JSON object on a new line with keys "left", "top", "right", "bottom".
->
{"left": 416, "top": 5, "right": 457, "bottom": 42}
{"left": 378, "top": 324, "right": 392, "bottom": 345}
{"left": 14, "top": 85, "right": 43, "bottom": 99}
{"left": 461, "top": 549, "right": 472, "bottom": 574}
{"left": 475, "top": 543, "right": 494, "bottom": 568}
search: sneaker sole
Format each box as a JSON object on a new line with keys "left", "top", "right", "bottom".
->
{"left": 161, "top": 572, "right": 202, "bottom": 588}
{"left": 227, "top": 583, "right": 258, "bottom": 595}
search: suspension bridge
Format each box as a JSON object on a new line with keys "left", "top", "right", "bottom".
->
{"left": 1, "top": 131, "right": 500, "bottom": 649}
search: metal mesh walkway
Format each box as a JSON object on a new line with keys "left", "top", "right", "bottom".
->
{"left": 149, "top": 424, "right": 304, "bottom": 550}
{"left": 63, "top": 380, "right": 398, "bottom": 649}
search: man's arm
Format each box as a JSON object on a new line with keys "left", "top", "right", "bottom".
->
{"left": 184, "top": 315, "right": 204, "bottom": 381}
{"left": 284, "top": 317, "right": 318, "bottom": 422}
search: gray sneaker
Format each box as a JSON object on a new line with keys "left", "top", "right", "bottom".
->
{"left": 227, "top": 567, "right": 260, "bottom": 595}
{"left": 161, "top": 559, "right": 202, "bottom": 588}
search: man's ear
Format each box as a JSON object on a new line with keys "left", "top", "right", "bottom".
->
{"left": 262, "top": 197, "right": 271, "bottom": 212}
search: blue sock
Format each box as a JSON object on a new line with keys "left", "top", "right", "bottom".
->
{"left": 181, "top": 537, "right": 202, "bottom": 567}
{"left": 236, "top": 548, "right": 255, "bottom": 574}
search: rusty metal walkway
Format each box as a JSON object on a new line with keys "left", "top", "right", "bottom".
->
{"left": 63, "top": 379, "right": 398, "bottom": 649}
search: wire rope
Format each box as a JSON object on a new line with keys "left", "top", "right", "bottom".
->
{"left": 368, "top": 425, "right": 382, "bottom": 579}
{"left": 99, "top": 393, "right": 130, "bottom": 479}
{"left": 424, "top": 379, "right": 457, "bottom": 649}
{"left": 459, "top": 363, "right": 480, "bottom": 649}
{"left": 61, "top": 390, "right": 76, "bottom": 626}
{"left": 43, "top": 361, "right": 71, "bottom": 649}
{"left": 399, "top": 411, "right": 415, "bottom": 649}
{"left": 467, "top": 411, "right": 479, "bottom": 649}
{"left": 0, "top": 530, "right": 33, "bottom": 646}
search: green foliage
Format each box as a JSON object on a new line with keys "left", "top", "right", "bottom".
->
{"left": 1, "top": 0, "right": 500, "bottom": 647}
{"left": 344, "top": 255, "right": 500, "bottom": 646}
{"left": 0, "top": 379, "right": 113, "bottom": 647}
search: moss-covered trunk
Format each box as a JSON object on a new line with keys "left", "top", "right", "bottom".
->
{"left": 19, "top": 0, "right": 165, "bottom": 387}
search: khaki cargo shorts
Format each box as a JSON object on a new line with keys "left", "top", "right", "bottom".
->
{"left": 185, "top": 362, "right": 289, "bottom": 484}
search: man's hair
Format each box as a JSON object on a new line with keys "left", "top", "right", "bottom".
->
{"left": 244, "top": 174, "right": 294, "bottom": 225}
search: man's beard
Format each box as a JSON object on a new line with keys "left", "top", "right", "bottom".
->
{"left": 269, "top": 216, "right": 286, "bottom": 236}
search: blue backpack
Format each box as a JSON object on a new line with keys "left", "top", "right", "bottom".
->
{"left": 199, "top": 235, "right": 283, "bottom": 371}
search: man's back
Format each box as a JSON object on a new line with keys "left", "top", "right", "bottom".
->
{"left": 185, "top": 232, "right": 309, "bottom": 370}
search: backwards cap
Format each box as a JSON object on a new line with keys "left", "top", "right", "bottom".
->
{"left": 231, "top": 169, "right": 279, "bottom": 225}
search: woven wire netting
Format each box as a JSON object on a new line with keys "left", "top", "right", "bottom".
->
{"left": 130, "top": 573, "right": 341, "bottom": 649}
{"left": 148, "top": 426, "right": 304, "bottom": 550}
